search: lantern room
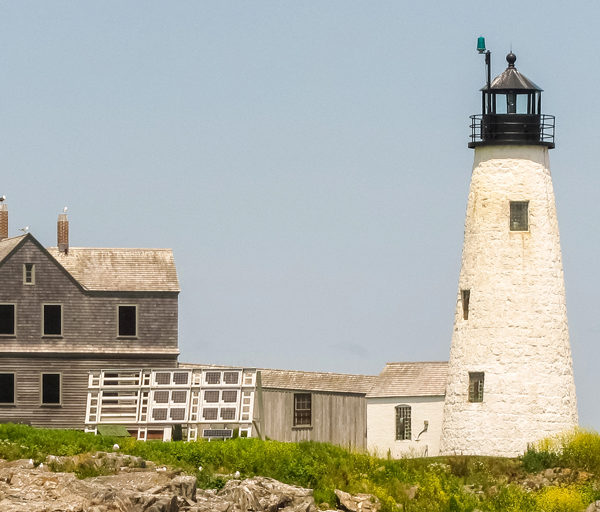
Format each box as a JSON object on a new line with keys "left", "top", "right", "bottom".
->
{"left": 469, "top": 40, "right": 555, "bottom": 149}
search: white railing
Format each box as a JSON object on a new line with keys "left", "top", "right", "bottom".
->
{"left": 85, "top": 367, "right": 257, "bottom": 441}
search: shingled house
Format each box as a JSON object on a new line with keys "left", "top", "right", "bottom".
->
{"left": 0, "top": 206, "right": 179, "bottom": 428}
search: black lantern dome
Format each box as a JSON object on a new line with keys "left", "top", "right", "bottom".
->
{"left": 469, "top": 51, "right": 555, "bottom": 149}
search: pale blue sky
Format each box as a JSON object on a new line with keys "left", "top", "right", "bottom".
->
{"left": 2, "top": 2, "right": 600, "bottom": 428}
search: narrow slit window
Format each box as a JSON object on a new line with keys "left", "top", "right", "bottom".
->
{"left": 293, "top": 393, "right": 312, "bottom": 426}
{"left": 0, "top": 304, "right": 15, "bottom": 335}
{"left": 23, "top": 263, "right": 35, "bottom": 284}
{"left": 42, "top": 373, "right": 61, "bottom": 405}
{"left": 510, "top": 201, "right": 529, "bottom": 231}
{"left": 43, "top": 304, "right": 62, "bottom": 336}
{"left": 0, "top": 373, "right": 15, "bottom": 404}
{"left": 118, "top": 305, "right": 137, "bottom": 337}
{"left": 461, "top": 289, "right": 470, "bottom": 320}
{"left": 395, "top": 405, "right": 412, "bottom": 440}
{"left": 468, "top": 372, "right": 485, "bottom": 403}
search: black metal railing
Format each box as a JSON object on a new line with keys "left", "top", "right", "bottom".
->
{"left": 469, "top": 114, "right": 555, "bottom": 148}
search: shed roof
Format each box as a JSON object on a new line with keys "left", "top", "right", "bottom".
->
{"left": 259, "top": 368, "right": 378, "bottom": 394}
{"left": 366, "top": 361, "right": 448, "bottom": 398}
{"left": 46, "top": 247, "right": 180, "bottom": 292}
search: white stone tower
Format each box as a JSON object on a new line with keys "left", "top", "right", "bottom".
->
{"left": 440, "top": 45, "right": 578, "bottom": 457}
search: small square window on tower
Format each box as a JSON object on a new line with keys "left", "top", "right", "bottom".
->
{"left": 510, "top": 201, "right": 529, "bottom": 231}
{"left": 468, "top": 372, "right": 485, "bottom": 403}
{"left": 461, "top": 289, "right": 470, "bottom": 320}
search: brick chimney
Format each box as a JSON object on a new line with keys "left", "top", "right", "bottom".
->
{"left": 0, "top": 200, "right": 7, "bottom": 240}
{"left": 57, "top": 213, "right": 69, "bottom": 253}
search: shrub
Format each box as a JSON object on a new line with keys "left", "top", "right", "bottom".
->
{"left": 534, "top": 486, "right": 585, "bottom": 512}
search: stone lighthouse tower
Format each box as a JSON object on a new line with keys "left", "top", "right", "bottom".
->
{"left": 440, "top": 42, "right": 578, "bottom": 457}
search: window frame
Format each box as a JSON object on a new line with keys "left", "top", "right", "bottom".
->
{"left": 509, "top": 201, "right": 529, "bottom": 232}
{"left": 293, "top": 392, "right": 312, "bottom": 427}
{"left": 395, "top": 404, "right": 412, "bottom": 441}
{"left": 0, "top": 303, "right": 16, "bottom": 336}
{"left": 42, "top": 303, "right": 63, "bottom": 337}
{"left": 23, "top": 263, "right": 35, "bottom": 285}
{"left": 468, "top": 372, "right": 485, "bottom": 403}
{"left": 0, "top": 373, "right": 15, "bottom": 405}
{"left": 117, "top": 304, "right": 138, "bottom": 338}
{"left": 40, "top": 372, "right": 61, "bottom": 406}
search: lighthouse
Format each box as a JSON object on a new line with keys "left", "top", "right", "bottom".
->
{"left": 439, "top": 41, "right": 578, "bottom": 457}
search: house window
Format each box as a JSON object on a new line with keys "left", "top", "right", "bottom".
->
{"left": 510, "top": 201, "right": 529, "bottom": 231}
{"left": 395, "top": 405, "right": 411, "bottom": 440}
{"left": 41, "top": 373, "right": 61, "bottom": 405}
{"left": 469, "top": 372, "right": 485, "bottom": 403}
{"left": 293, "top": 393, "right": 312, "bottom": 426}
{"left": 23, "top": 263, "right": 35, "bottom": 284}
{"left": 118, "top": 305, "right": 137, "bottom": 337}
{"left": 222, "top": 390, "right": 238, "bottom": 403}
{"left": 0, "top": 304, "right": 15, "bottom": 336}
{"left": 206, "top": 372, "right": 221, "bottom": 384}
{"left": 0, "top": 373, "right": 15, "bottom": 404}
{"left": 204, "top": 390, "right": 219, "bottom": 403}
{"left": 461, "top": 289, "right": 470, "bottom": 320}
{"left": 42, "top": 304, "right": 62, "bottom": 336}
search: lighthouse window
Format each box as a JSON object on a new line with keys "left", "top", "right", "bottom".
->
{"left": 461, "top": 290, "right": 470, "bottom": 320}
{"left": 510, "top": 201, "right": 529, "bottom": 231}
{"left": 468, "top": 372, "right": 485, "bottom": 403}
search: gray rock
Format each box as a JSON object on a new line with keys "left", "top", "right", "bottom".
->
{"left": 335, "top": 489, "right": 381, "bottom": 512}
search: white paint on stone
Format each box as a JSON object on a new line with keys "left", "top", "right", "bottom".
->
{"left": 440, "top": 145, "right": 578, "bottom": 457}
{"left": 367, "top": 396, "right": 444, "bottom": 458}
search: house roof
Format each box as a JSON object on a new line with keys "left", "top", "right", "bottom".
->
{"left": 366, "top": 361, "right": 448, "bottom": 398}
{"left": 46, "top": 247, "right": 180, "bottom": 292}
{"left": 0, "top": 235, "right": 27, "bottom": 262}
{"left": 259, "top": 368, "right": 378, "bottom": 394}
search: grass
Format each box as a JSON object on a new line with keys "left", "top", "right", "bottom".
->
{"left": 1, "top": 423, "right": 600, "bottom": 511}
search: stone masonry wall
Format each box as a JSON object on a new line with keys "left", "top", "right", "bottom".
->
{"left": 440, "top": 145, "right": 578, "bottom": 457}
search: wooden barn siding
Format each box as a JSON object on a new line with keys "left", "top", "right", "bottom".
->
{"left": 0, "top": 238, "right": 178, "bottom": 354}
{"left": 0, "top": 355, "right": 177, "bottom": 428}
{"left": 261, "top": 389, "right": 367, "bottom": 450}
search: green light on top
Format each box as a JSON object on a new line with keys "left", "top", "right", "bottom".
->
{"left": 477, "top": 36, "right": 486, "bottom": 53}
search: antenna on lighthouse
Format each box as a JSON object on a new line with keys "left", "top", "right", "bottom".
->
{"left": 477, "top": 36, "right": 492, "bottom": 98}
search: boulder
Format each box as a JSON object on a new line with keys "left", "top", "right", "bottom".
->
{"left": 334, "top": 489, "right": 381, "bottom": 512}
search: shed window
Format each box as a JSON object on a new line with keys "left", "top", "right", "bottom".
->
{"left": 395, "top": 405, "right": 412, "bottom": 440}
{"left": 0, "top": 304, "right": 15, "bottom": 335}
{"left": 43, "top": 304, "right": 62, "bottom": 336}
{"left": 42, "top": 373, "right": 61, "bottom": 405}
{"left": 118, "top": 305, "right": 137, "bottom": 337}
{"left": 469, "top": 372, "right": 485, "bottom": 403}
{"left": 293, "top": 393, "right": 312, "bottom": 426}
{"left": 23, "top": 263, "right": 35, "bottom": 284}
{"left": 510, "top": 201, "right": 529, "bottom": 231}
{"left": 0, "top": 373, "right": 15, "bottom": 404}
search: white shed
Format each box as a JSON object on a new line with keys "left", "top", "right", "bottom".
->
{"left": 367, "top": 362, "right": 447, "bottom": 458}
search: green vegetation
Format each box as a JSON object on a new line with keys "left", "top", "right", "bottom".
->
{"left": 1, "top": 423, "right": 600, "bottom": 511}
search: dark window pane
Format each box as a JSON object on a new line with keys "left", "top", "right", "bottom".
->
{"left": 204, "top": 390, "right": 219, "bottom": 403}
{"left": 0, "top": 374, "right": 15, "bottom": 403}
{"left": 469, "top": 372, "right": 485, "bottom": 403}
{"left": 293, "top": 393, "right": 311, "bottom": 426}
{"left": 510, "top": 201, "right": 529, "bottom": 231}
{"left": 206, "top": 372, "right": 221, "bottom": 384}
{"left": 24, "top": 263, "right": 34, "bottom": 284}
{"left": 42, "top": 374, "right": 60, "bottom": 404}
{"left": 461, "top": 290, "right": 470, "bottom": 320}
{"left": 396, "top": 405, "right": 411, "bottom": 440}
{"left": 0, "top": 305, "right": 15, "bottom": 335}
{"left": 43, "top": 305, "right": 62, "bottom": 335}
{"left": 118, "top": 306, "right": 137, "bottom": 336}
{"left": 223, "top": 371, "right": 239, "bottom": 384}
